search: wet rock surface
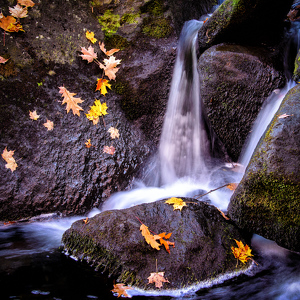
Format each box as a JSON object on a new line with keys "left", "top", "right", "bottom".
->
{"left": 198, "top": 43, "right": 286, "bottom": 161}
{"left": 62, "top": 198, "right": 251, "bottom": 289}
{"left": 228, "top": 84, "right": 300, "bottom": 252}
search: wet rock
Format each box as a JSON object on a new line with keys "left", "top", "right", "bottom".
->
{"left": 198, "top": 0, "right": 294, "bottom": 53}
{"left": 198, "top": 43, "right": 285, "bottom": 161}
{"left": 228, "top": 84, "right": 300, "bottom": 252}
{"left": 62, "top": 199, "right": 251, "bottom": 289}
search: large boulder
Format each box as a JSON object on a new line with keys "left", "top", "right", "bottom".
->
{"left": 228, "top": 84, "right": 300, "bottom": 252}
{"left": 198, "top": 44, "right": 285, "bottom": 161}
{"left": 62, "top": 199, "right": 251, "bottom": 289}
{"left": 198, "top": 0, "right": 294, "bottom": 53}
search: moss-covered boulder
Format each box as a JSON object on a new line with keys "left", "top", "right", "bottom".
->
{"left": 228, "top": 84, "right": 300, "bottom": 252}
{"left": 198, "top": 0, "right": 294, "bottom": 53}
{"left": 62, "top": 199, "right": 251, "bottom": 290}
{"left": 198, "top": 43, "right": 285, "bottom": 161}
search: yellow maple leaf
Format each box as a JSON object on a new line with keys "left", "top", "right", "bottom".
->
{"left": 147, "top": 272, "right": 169, "bottom": 288}
{"left": 231, "top": 239, "right": 253, "bottom": 265}
{"left": 96, "top": 78, "right": 111, "bottom": 96}
{"left": 86, "top": 99, "right": 108, "bottom": 125}
{"left": 59, "top": 86, "right": 84, "bottom": 116}
{"left": 111, "top": 283, "right": 133, "bottom": 298}
{"left": 86, "top": 30, "right": 97, "bottom": 43}
{"left": 29, "top": 110, "right": 40, "bottom": 120}
{"left": 140, "top": 224, "right": 161, "bottom": 250}
{"left": 165, "top": 197, "right": 187, "bottom": 211}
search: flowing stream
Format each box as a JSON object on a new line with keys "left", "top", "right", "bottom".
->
{"left": 1, "top": 12, "right": 300, "bottom": 300}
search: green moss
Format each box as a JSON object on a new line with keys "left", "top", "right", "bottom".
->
{"left": 142, "top": 17, "right": 172, "bottom": 38}
{"left": 98, "top": 10, "right": 121, "bottom": 37}
{"left": 104, "top": 34, "right": 130, "bottom": 50}
{"left": 121, "top": 13, "right": 140, "bottom": 25}
{"left": 141, "top": 0, "right": 164, "bottom": 16}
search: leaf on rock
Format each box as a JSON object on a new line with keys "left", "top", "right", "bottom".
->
{"left": 226, "top": 183, "right": 238, "bottom": 191}
{"left": 17, "top": 0, "right": 35, "bottom": 7}
{"left": 86, "top": 99, "right": 108, "bottom": 125}
{"left": 99, "top": 42, "right": 120, "bottom": 56}
{"left": 99, "top": 56, "right": 121, "bottom": 80}
{"left": 0, "top": 56, "right": 9, "bottom": 64}
{"left": 111, "top": 283, "right": 133, "bottom": 298}
{"left": 158, "top": 232, "right": 175, "bottom": 254}
{"left": 59, "top": 86, "right": 84, "bottom": 116}
{"left": 165, "top": 197, "right": 187, "bottom": 211}
{"left": 43, "top": 119, "right": 54, "bottom": 131}
{"left": 80, "top": 46, "right": 97, "bottom": 63}
{"left": 147, "top": 272, "right": 169, "bottom": 288}
{"left": 86, "top": 30, "right": 97, "bottom": 43}
{"left": 29, "top": 110, "right": 40, "bottom": 120}
{"left": 278, "top": 113, "right": 293, "bottom": 119}
{"left": 96, "top": 78, "right": 111, "bottom": 96}
{"left": 0, "top": 15, "right": 24, "bottom": 32}
{"left": 83, "top": 217, "right": 89, "bottom": 224}
{"left": 85, "top": 139, "right": 93, "bottom": 148}
{"left": 9, "top": 4, "right": 28, "bottom": 18}
{"left": 231, "top": 239, "right": 253, "bottom": 265}
{"left": 108, "top": 126, "right": 119, "bottom": 139}
{"left": 103, "top": 145, "right": 115, "bottom": 155}
{"left": 1, "top": 147, "right": 18, "bottom": 172}
{"left": 140, "top": 224, "right": 161, "bottom": 250}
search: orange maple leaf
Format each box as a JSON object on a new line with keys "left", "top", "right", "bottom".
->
{"left": 147, "top": 272, "right": 169, "bottom": 288}
{"left": 99, "top": 42, "right": 120, "bottom": 56}
{"left": 140, "top": 224, "right": 161, "bottom": 250}
{"left": 0, "top": 15, "right": 24, "bottom": 32}
{"left": 1, "top": 147, "right": 18, "bottom": 172}
{"left": 226, "top": 183, "right": 238, "bottom": 191}
{"left": 29, "top": 110, "right": 40, "bottom": 120}
{"left": 59, "top": 86, "right": 84, "bottom": 116}
{"left": 17, "top": 0, "right": 35, "bottom": 7}
{"left": 158, "top": 232, "right": 175, "bottom": 254}
{"left": 96, "top": 78, "right": 111, "bottom": 96}
{"left": 111, "top": 283, "right": 133, "bottom": 298}
{"left": 83, "top": 217, "right": 89, "bottom": 224}
{"left": 85, "top": 139, "right": 93, "bottom": 148}
{"left": 231, "top": 239, "right": 253, "bottom": 266}
{"left": 43, "top": 119, "right": 54, "bottom": 131}
{"left": 80, "top": 46, "right": 97, "bottom": 63}
{"left": 165, "top": 197, "right": 187, "bottom": 211}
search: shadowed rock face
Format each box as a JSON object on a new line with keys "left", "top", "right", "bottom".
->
{"left": 228, "top": 84, "right": 300, "bottom": 252}
{"left": 62, "top": 199, "right": 251, "bottom": 289}
{"left": 198, "top": 44, "right": 285, "bottom": 161}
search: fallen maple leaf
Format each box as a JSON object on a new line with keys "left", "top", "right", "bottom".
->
{"left": 0, "top": 15, "right": 24, "bottom": 32}
{"left": 231, "top": 239, "right": 253, "bottom": 266}
{"left": 59, "top": 86, "right": 84, "bottom": 116}
{"left": 140, "top": 223, "right": 161, "bottom": 250}
{"left": 278, "top": 113, "right": 292, "bottom": 119}
{"left": 17, "top": 0, "right": 35, "bottom": 7}
{"left": 226, "top": 183, "right": 238, "bottom": 191}
{"left": 99, "top": 41, "right": 120, "bottom": 56}
{"left": 83, "top": 217, "right": 89, "bottom": 224}
{"left": 1, "top": 147, "right": 18, "bottom": 172}
{"left": 86, "top": 30, "right": 97, "bottom": 43}
{"left": 9, "top": 4, "right": 28, "bottom": 18}
{"left": 158, "top": 232, "right": 175, "bottom": 254}
{"left": 103, "top": 56, "right": 121, "bottom": 69}
{"left": 85, "top": 139, "right": 93, "bottom": 148}
{"left": 0, "top": 56, "right": 9, "bottom": 64}
{"left": 80, "top": 46, "right": 97, "bottom": 63}
{"left": 86, "top": 99, "right": 108, "bottom": 125}
{"left": 108, "top": 126, "right": 119, "bottom": 139}
{"left": 148, "top": 272, "right": 169, "bottom": 288}
{"left": 96, "top": 78, "right": 111, "bottom": 96}
{"left": 103, "top": 145, "right": 115, "bottom": 155}
{"left": 99, "top": 56, "right": 121, "bottom": 80}
{"left": 29, "top": 110, "right": 40, "bottom": 120}
{"left": 111, "top": 283, "right": 133, "bottom": 298}
{"left": 43, "top": 119, "right": 54, "bottom": 131}
{"left": 165, "top": 197, "right": 187, "bottom": 211}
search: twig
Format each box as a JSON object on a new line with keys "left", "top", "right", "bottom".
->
{"left": 193, "top": 183, "right": 232, "bottom": 199}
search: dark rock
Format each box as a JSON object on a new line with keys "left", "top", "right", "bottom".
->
{"left": 228, "top": 84, "right": 300, "bottom": 252}
{"left": 198, "top": 0, "right": 294, "bottom": 53}
{"left": 198, "top": 44, "right": 286, "bottom": 161}
{"left": 62, "top": 199, "right": 251, "bottom": 289}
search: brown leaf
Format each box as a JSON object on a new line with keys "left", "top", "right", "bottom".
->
{"left": 17, "top": 0, "right": 35, "bottom": 7}
{"left": 99, "top": 42, "right": 120, "bottom": 56}
{"left": 103, "top": 145, "right": 115, "bottom": 155}
{"left": 226, "top": 183, "right": 238, "bottom": 191}
{"left": 43, "top": 119, "right": 54, "bottom": 131}
{"left": 108, "top": 127, "right": 119, "bottom": 139}
{"left": 0, "top": 15, "right": 24, "bottom": 32}
{"left": 0, "top": 56, "right": 9, "bottom": 64}
{"left": 111, "top": 283, "right": 133, "bottom": 298}
{"left": 9, "top": 4, "right": 28, "bottom": 18}
{"left": 80, "top": 46, "right": 97, "bottom": 63}
{"left": 147, "top": 272, "right": 169, "bottom": 288}
{"left": 1, "top": 147, "right": 18, "bottom": 172}
{"left": 59, "top": 86, "right": 84, "bottom": 116}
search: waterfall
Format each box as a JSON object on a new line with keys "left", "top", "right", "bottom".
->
{"left": 159, "top": 20, "right": 210, "bottom": 185}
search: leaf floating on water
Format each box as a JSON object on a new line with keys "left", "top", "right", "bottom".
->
{"left": 147, "top": 272, "right": 169, "bottom": 288}
{"left": 111, "top": 283, "right": 133, "bottom": 298}
{"left": 165, "top": 197, "right": 187, "bottom": 211}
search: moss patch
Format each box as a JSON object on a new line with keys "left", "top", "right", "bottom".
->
{"left": 142, "top": 17, "right": 172, "bottom": 38}
{"left": 104, "top": 34, "right": 130, "bottom": 50}
{"left": 98, "top": 10, "right": 121, "bottom": 37}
